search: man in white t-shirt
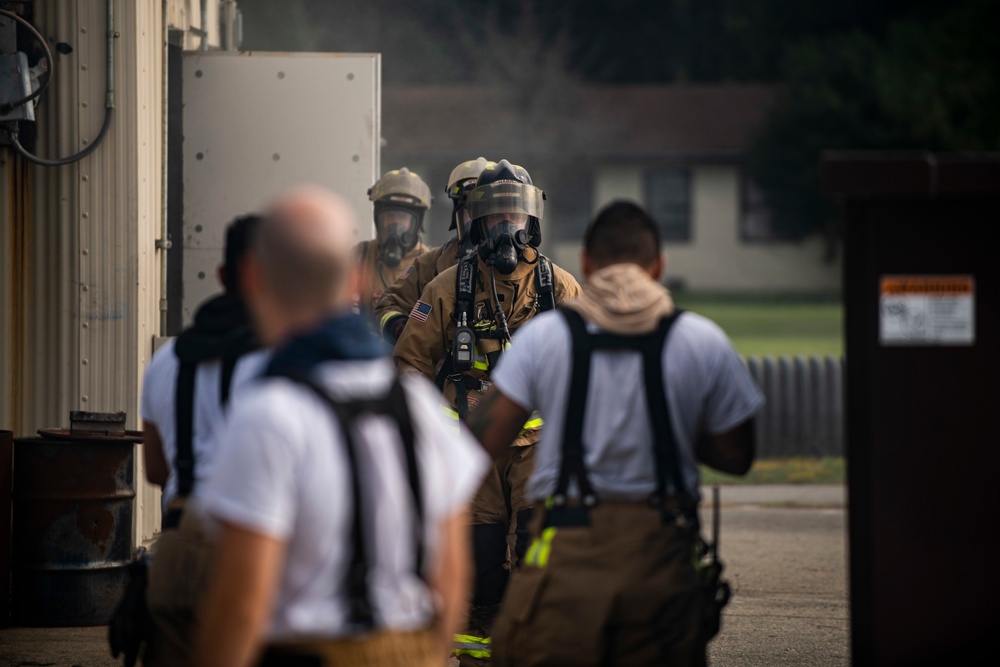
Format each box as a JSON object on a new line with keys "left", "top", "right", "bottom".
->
{"left": 141, "top": 213, "right": 269, "bottom": 667}
{"left": 467, "top": 201, "right": 764, "bottom": 667}
{"left": 192, "top": 185, "right": 488, "bottom": 667}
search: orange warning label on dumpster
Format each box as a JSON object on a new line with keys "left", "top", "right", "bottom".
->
{"left": 879, "top": 275, "right": 975, "bottom": 346}
{"left": 880, "top": 276, "right": 974, "bottom": 295}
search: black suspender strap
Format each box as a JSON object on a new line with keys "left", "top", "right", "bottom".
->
{"left": 173, "top": 350, "right": 248, "bottom": 501}
{"left": 280, "top": 373, "right": 426, "bottom": 630}
{"left": 553, "top": 307, "right": 687, "bottom": 524}
{"left": 174, "top": 361, "right": 198, "bottom": 498}
{"left": 552, "top": 309, "right": 600, "bottom": 514}
{"left": 297, "top": 379, "right": 374, "bottom": 629}
{"left": 641, "top": 316, "right": 689, "bottom": 505}
{"left": 219, "top": 354, "right": 239, "bottom": 407}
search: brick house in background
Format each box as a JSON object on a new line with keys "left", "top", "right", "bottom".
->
{"left": 382, "top": 84, "right": 840, "bottom": 294}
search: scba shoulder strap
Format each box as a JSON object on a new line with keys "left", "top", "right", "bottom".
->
{"left": 534, "top": 255, "right": 556, "bottom": 313}
{"left": 455, "top": 251, "right": 478, "bottom": 328}
{"left": 276, "top": 371, "right": 426, "bottom": 631}
{"left": 548, "top": 307, "right": 690, "bottom": 527}
{"left": 439, "top": 253, "right": 556, "bottom": 418}
{"left": 452, "top": 253, "right": 556, "bottom": 335}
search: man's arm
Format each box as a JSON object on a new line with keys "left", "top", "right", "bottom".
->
{"left": 429, "top": 508, "right": 472, "bottom": 655}
{"left": 553, "top": 264, "right": 583, "bottom": 304}
{"left": 466, "top": 387, "right": 531, "bottom": 460}
{"left": 393, "top": 276, "right": 453, "bottom": 380}
{"left": 142, "top": 423, "right": 169, "bottom": 487}
{"left": 193, "top": 522, "right": 286, "bottom": 667}
{"left": 695, "top": 419, "right": 756, "bottom": 476}
{"left": 374, "top": 250, "right": 433, "bottom": 342}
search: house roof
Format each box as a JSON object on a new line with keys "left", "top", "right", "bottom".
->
{"left": 382, "top": 84, "right": 779, "bottom": 162}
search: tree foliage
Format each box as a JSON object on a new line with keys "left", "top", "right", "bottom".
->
{"left": 236, "top": 0, "right": 999, "bottom": 248}
{"left": 235, "top": 0, "right": 916, "bottom": 84}
{"left": 747, "top": 0, "right": 1000, "bottom": 243}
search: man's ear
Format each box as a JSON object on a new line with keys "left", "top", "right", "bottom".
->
{"left": 216, "top": 264, "right": 227, "bottom": 290}
{"left": 240, "top": 256, "right": 261, "bottom": 300}
{"left": 581, "top": 249, "right": 593, "bottom": 279}
{"left": 649, "top": 253, "right": 666, "bottom": 281}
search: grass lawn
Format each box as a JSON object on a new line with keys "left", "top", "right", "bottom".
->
{"left": 700, "top": 457, "right": 846, "bottom": 485}
{"left": 672, "top": 293, "right": 844, "bottom": 358}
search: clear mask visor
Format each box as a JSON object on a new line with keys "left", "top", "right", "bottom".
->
{"left": 467, "top": 181, "right": 545, "bottom": 223}
{"left": 376, "top": 208, "right": 419, "bottom": 238}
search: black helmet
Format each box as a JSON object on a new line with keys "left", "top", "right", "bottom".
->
{"left": 467, "top": 159, "right": 544, "bottom": 255}
{"left": 367, "top": 168, "right": 431, "bottom": 267}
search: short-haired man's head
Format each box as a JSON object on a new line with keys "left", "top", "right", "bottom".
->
{"left": 583, "top": 201, "right": 661, "bottom": 268}
{"left": 254, "top": 186, "right": 357, "bottom": 315}
{"left": 221, "top": 214, "right": 262, "bottom": 297}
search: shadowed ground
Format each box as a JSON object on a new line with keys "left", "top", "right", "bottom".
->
{"left": 0, "top": 485, "right": 848, "bottom": 667}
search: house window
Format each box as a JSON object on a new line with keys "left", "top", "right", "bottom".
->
{"left": 740, "top": 174, "right": 786, "bottom": 242}
{"left": 645, "top": 169, "right": 691, "bottom": 242}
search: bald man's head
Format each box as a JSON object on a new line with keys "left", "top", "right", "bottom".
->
{"left": 252, "top": 185, "right": 358, "bottom": 318}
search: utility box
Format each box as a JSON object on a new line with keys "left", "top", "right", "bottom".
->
{"left": 179, "top": 51, "right": 380, "bottom": 326}
{"left": 0, "top": 52, "right": 35, "bottom": 122}
{"left": 822, "top": 152, "right": 1000, "bottom": 666}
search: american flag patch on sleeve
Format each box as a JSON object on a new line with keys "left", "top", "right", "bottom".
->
{"left": 409, "top": 300, "right": 433, "bottom": 323}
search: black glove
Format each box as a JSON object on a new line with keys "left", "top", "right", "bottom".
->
{"left": 384, "top": 314, "right": 408, "bottom": 344}
{"left": 108, "top": 550, "right": 151, "bottom": 667}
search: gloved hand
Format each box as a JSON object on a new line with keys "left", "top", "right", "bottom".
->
{"left": 108, "top": 550, "right": 151, "bottom": 667}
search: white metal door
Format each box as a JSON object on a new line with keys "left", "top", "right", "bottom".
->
{"left": 181, "top": 51, "right": 380, "bottom": 323}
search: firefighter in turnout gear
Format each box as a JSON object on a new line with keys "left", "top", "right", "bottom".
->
{"left": 393, "top": 160, "right": 582, "bottom": 664}
{"left": 374, "top": 157, "right": 494, "bottom": 344}
{"left": 355, "top": 167, "right": 431, "bottom": 320}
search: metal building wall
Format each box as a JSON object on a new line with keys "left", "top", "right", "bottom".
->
{"left": 0, "top": 0, "right": 163, "bottom": 542}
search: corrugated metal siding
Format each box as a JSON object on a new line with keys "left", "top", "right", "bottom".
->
{"left": 1, "top": 0, "right": 163, "bottom": 543}
{"left": 747, "top": 355, "right": 845, "bottom": 458}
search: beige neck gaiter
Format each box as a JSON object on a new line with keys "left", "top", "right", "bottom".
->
{"left": 567, "top": 263, "right": 675, "bottom": 335}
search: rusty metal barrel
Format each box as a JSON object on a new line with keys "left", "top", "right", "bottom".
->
{"left": 11, "top": 412, "right": 141, "bottom": 626}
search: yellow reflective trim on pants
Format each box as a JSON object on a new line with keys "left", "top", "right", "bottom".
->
{"left": 453, "top": 633, "right": 491, "bottom": 658}
{"left": 523, "top": 526, "right": 557, "bottom": 568}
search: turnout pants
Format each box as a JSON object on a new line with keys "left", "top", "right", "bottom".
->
{"left": 492, "top": 500, "right": 707, "bottom": 667}
{"left": 144, "top": 511, "right": 216, "bottom": 667}
{"left": 258, "top": 628, "right": 440, "bottom": 667}
{"left": 458, "top": 443, "right": 536, "bottom": 665}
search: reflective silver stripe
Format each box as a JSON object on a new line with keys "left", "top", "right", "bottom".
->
{"left": 454, "top": 642, "right": 492, "bottom": 651}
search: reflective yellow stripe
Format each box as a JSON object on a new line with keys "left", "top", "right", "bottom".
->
{"left": 522, "top": 414, "right": 544, "bottom": 430}
{"left": 536, "top": 527, "right": 557, "bottom": 567}
{"left": 379, "top": 310, "right": 403, "bottom": 333}
{"left": 524, "top": 527, "right": 557, "bottom": 568}
{"left": 472, "top": 344, "right": 489, "bottom": 370}
{"left": 453, "top": 634, "right": 491, "bottom": 658}
{"left": 439, "top": 405, "right": 461, "bottom": 433}
{"left": 520, "top": 411, "right": 543, "bottom": 434}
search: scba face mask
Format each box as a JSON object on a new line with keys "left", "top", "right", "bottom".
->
{"left": 481, "top": 215, "right": 530, "bottom": 274}
{"left": 376, "top": 208, "right": 420, "bottom": 268}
